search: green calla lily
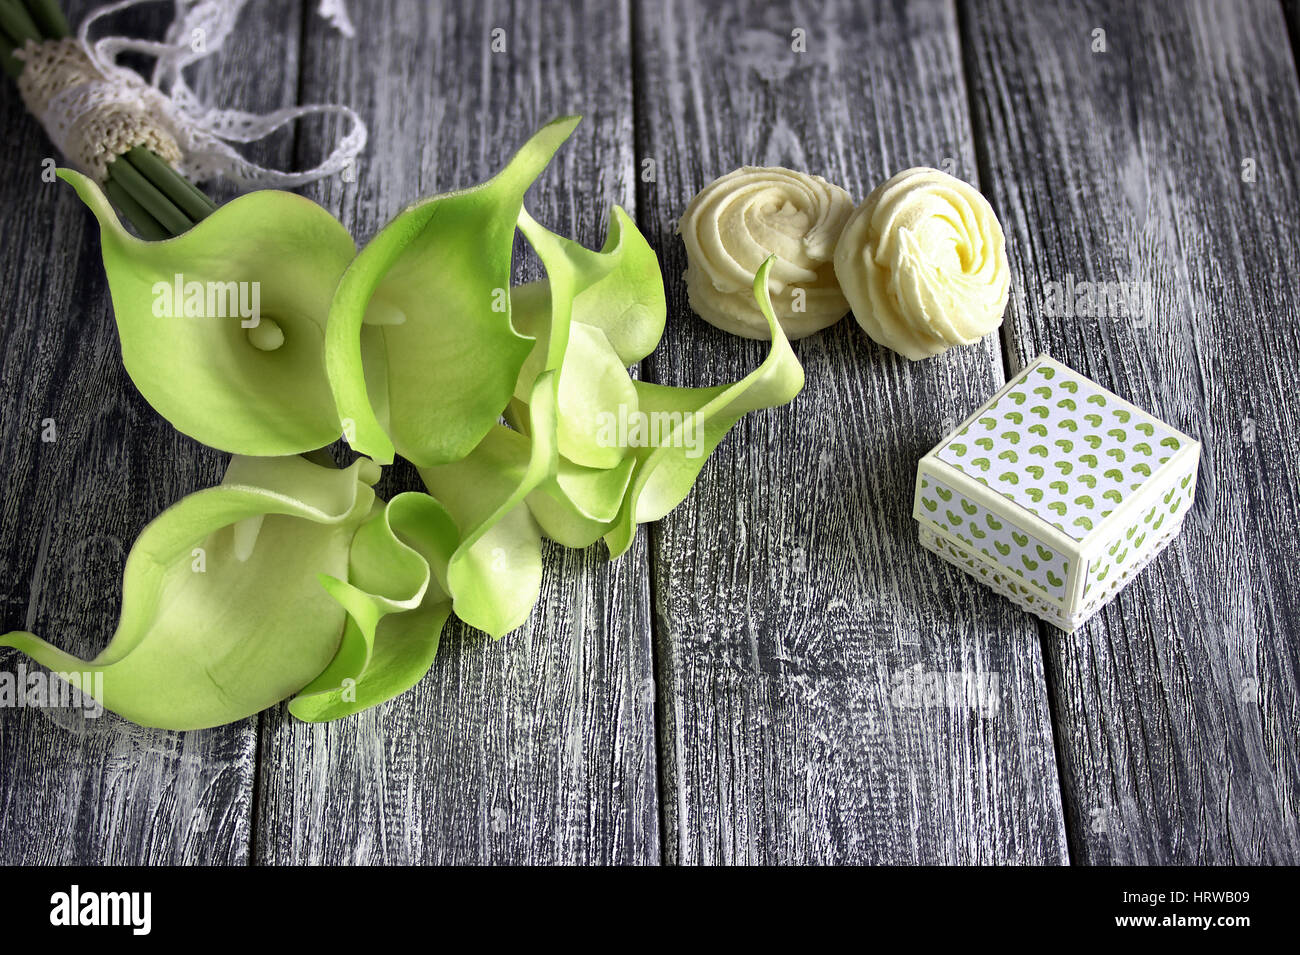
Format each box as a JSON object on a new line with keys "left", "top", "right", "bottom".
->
{"left": 414, "top": 197, "right": 650, "bottom": 635}
{"left": 509, "top": 206, "right": 664, "bottom": 470}
{"left": 525, "top": 453, "right": 637, "bottom": 549}
{"left": 507, "top": 207, "right": 663, "bottom": 548}
{"left": 327, "top": 116, "right": 580, "bottom": 467}
{"left": 289, "top": 491, "right": 459, "bottom": 722}
{"left": 503, "top": 242, "right": 805, "bottom": 561}
{"left": 520, "top": 206, "right": 667, "bottom": 367}
{"left": 603, "top": 257, "right": 805, "bottom": 557}
{"left": 0, "top": 455, "right": 379, "bottom": 729}
{"left": 62, "top": 171, "right": 357, "bottom": 455}
{"left": 419, "top": 373, "right": 559, "bottom": 638}
{"left": 410, "top": 202, "right": 586, "bottom": 638}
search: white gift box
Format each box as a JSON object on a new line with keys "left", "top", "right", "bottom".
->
{"left": 914, "top": 355, "right": 1201, "bottom": 632}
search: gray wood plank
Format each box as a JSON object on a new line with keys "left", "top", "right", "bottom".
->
{"left": 254, "top": 0, "right": 659, "bottom": 864}
{"left": 0, "top": 0, "right": 304, "bottom": 863}
{"left": 962, "top": 0, "right": 1300, "bottom": 863}
{"left": 634, "top": 0, "right": 1069, "bottom": 863}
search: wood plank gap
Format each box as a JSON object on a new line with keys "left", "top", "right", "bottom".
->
{"left": 954, "top": 0, "right": 1080, "bottom": 867}
{"left": 1283, "top": 1, "right": 1300, "bottom": 86}
{"left": 242, "top": 0, "right": 316, "bottom": 872}
{"left": 627, "top": 0, "right": 671, "bottom": 868}
{"left": 253, "top": 0, "right": 658, "bottom": 865}
{"left": 0, "top": 0, "right": 305, "bottom": 864}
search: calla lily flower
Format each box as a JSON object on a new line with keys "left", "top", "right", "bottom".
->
{"left": 61, "top": 118, "right": 580, "bottom": 462}
{"left": 16, "top": 118, "right": 808, "bottom": 726}
{"left": 503, "top": 230, "right": 805, "bottom": 561}
{"left": 419, "top": 373, "right": 558, "bottom": 638}
{"left": 289, "top": 490, "right": 459, "bottom": 722}
{"left": 602, "top": 257, "right": 806, "bottom": 557}
{"left": 0, "top": 455, "right": 379, "bottom": 729}
{"left": 417, "top": 203, "right": 663, "bottom": 636}
{"left": 422, "top": 224, "right": 804, "bottom": 643}
{"left": 62, "top": 170, "right": 358, "bottom": 456}
{"left": 327, "top": 116, "right": 581, "bottom": 468}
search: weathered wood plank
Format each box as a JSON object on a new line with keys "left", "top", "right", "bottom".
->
{"left": 963, "top": 0, "right": 1300, "bottom": 863}
{"left": 254, "top": 0, "right": 659, "bottom": 864}
{"left": 634, "top": 0, "right": 1068, "bottom": 863}
{"left": 0, "top": 0, "right": 303, "bottom": 863}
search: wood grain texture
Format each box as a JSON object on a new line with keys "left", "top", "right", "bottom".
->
{"left": 0, "top": 0, "right": 304, "bottom": 863}
{"left": 962, "top": 0, "right": 1300, "bottom": 863}
{"left": 252, "top": 0, "right": 660, "bottom": 865}
{"left": 634, "top": 0, "right": 1069, "bottom": 863}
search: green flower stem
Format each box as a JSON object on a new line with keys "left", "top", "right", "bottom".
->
{"left": 103, "top": 179, "right": 169, "bottom": 240}
{"left": 0, "top": 0, "right": 35, "bottom": 75}
{"left": 0, "top": 1, "right": 41, "bottom": 48}
{"left": 106, "top": 154, "right": 194, "bottom": 236}
{"left": 4, "top": 0, "right": 215, "bottom": 238}
{"left": 22, "top": 0, "right": 69, "bottom": 38}
{"left": 0, "top": 34, "right": 20, "bottom": 77}
{"left": 124, "top": 146, "right": 216, "bottom": 223}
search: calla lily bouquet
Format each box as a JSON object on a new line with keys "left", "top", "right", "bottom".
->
{"left": 2, "top": 114, "right": 806, "bottom": 729}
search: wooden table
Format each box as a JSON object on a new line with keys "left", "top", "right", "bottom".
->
{"left": 1, "top": 0, "right": 1297, "bottom": 865}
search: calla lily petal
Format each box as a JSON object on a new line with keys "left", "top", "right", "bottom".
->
{"left": 526, "top": 451, "right": 635, "bottom": 548}
{"left": 289, "top": 491, "right": 458, "bottom": 722}
{"left": 510, "top": 205, "right": 666, "bottom": 369}
{"left": 419, "top": 373, "right": 558, "bottom": 638}
{"left": 569, "top": 206, "right": 667, "bottom": 365}
{"left": 504, "top": 206, "right": 665, "bottom": 543}
{"left": 512, "top": 207, "right": 661, "bottom": 470}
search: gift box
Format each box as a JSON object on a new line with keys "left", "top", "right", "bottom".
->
{"left": 914, "top": 355, "right": 1200, "bottom": 632}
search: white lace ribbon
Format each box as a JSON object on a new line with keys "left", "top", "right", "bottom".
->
{"left": 28, "top": 0, "right": 366, "bottom": 188}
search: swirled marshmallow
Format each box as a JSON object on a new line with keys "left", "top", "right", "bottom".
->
{"left": 833, "top": 167, "right": 1009, "bottom": 360}
{"left": 678, "top": 166, "right": 853, "bottom": 339}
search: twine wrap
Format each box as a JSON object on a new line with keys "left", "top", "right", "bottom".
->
{"left": 17, "top": 37, "right": 183, "bottom": 182}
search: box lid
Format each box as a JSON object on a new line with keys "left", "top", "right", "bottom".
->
{"left": 932, "top": 356, "right": 1197, "bottom": 542}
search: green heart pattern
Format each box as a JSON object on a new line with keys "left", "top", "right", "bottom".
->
{"left": 920, "top": 476, "right": 1069, "bottom": 600}
{"left": 1083, "top": 472, "right": 1196, "bottom": 597}
{"left": 921, "top": 529, "right": 1069, "bottom": 623}
{"left": 939, "top": 363, "right": 1184, "bottom": 541}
